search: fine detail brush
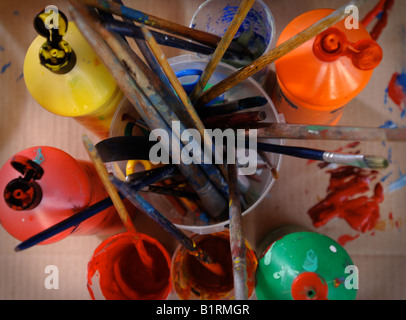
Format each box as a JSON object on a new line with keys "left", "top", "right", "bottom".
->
{"left": 82, "top": 135, "right": 154, "bottom": 269}
{"left": 109, "top": 175, "right": 225, "bottom": 277}
{"left": 255, "top": 142, "right": 389, "bottom": 170}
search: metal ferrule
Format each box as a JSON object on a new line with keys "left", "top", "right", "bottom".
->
{"left": 322, "top": 152, "right": 366, "bottom": 168}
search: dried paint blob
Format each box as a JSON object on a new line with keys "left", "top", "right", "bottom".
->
{"left": 87, "top": 232, "right": 171, "bottom": 300}
{"left": 171, "top": 230, "right": 257, "bottom": 300}
{"left": 307, "top": 166, "right": 384, "bottom": 233}
{"left": 256, "top": 231, "right": 356, "bottom": 300}
{"left": 386, "top": 72, "right": 406, "bottom": 110}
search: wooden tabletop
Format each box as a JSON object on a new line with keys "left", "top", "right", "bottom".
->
{"left": 0, "top": 0, "right": 405, "bottom": 299}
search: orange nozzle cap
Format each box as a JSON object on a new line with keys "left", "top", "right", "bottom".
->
{"left": 313, "top": 28, "right": 347, "bottom": 62}
{"left": 349, "top": 39, "right": 383, "bottom": 71}
{"left": 313, "top": 27, "right": 383, "bottom": 70}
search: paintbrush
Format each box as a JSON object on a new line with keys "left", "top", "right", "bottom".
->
{"left": 139, "top": 185, "right": 199, "bottom": 200}
{"left": 79, "top": 0, "right": 247, "bottom": 55}
{"left": 189, "top": 0, "right": 255, "bottom": 104}
{"left": 255, "top": 142, "right": 389, "bottom": 170}
{"left": 14, "top": 163, "right": 182, "bottom": 252}
{"left": 247, "top": 123, "right": 406, "bottom": 141}
{"left": 68, "top": 0, "right": 227, "bottom": 217}
{"left": 198, "top": 96, "right": 268, "bottom": 119}
{"left": 203, "top": 111, "right": 267, "bottom": 129}
{"left": 227, "top": 162, "right": 248, "bottom": 300}
{"left": 140, "top": 25, "right": 229, "bottom": 181}
{"left": 109, "top": 175, "right": 225, "bottom": 277}
{"left": 90, "top": 7, "right": 230, "bottom": 201}
{"left": 196, "top": 0, "right": 369, "bottom": 107}
{"left": 103, "top": 20, "right": 248, "bottom": 61}
{"left": 125, "top": 164, "right": 178, "bottom": 184}
{"left": 82, "top": 135, "right": 154, "bottom": 269}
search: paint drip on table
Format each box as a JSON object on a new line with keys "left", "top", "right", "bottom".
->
{"left": 306, "top": 143, "right": 382, "bottom": 245}
{"left": 306, "top": 139, "right": 403, "bottom": 245}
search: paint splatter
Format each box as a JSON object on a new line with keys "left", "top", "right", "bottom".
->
{"left": 1, "top": 62, "right": 11, "bottom": 74}
{"left": 386, "top": 72, "right": 406, "bottom": 111}
{"left": 302, "top": 250, "right": 318, "bottom": 272}
{"left": 369, "top": 0, "right": 395, "bottom": 41}
{"left": 16, "top": 73, "right": 23, "bottom": 82}
{"left": 388, "top": 171, "right": 406, "bottom": 193}
{"left": 33, "top": 148, "right": 44, "bottom": 165}
{"left": 307, "top": 166, "right": 384, "bottom": 233}
{"left": 379, "top": 120, "right": 399, "bottom": 129}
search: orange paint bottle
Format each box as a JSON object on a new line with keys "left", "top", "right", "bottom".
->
{"left": 0, "top": 147, "right": 125, "bottom": 245}
{"left": 272, "top": 9, "right": 383, "bottom": 125}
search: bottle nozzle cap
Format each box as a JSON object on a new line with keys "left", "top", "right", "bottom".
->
{"left": 313, "top": 28, "right": 383, "bottom": 71}
{"left": 4, "top": 156, "right": 44, "bottom": 211}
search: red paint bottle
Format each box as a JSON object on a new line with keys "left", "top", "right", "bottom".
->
{"left": 0, "top": 146, "right": 125, "bottom": 245}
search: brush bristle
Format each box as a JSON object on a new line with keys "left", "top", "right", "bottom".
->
{"left": 364, "top": 156, "right": 390, "bottom": 169}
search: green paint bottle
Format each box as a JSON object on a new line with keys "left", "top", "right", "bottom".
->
{"left": 256, "top": 226, "right": 357, "bottom": 300}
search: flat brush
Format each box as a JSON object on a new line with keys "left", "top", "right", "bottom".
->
{"left": 256, "top": 142, "right": 389, "bottom": 170}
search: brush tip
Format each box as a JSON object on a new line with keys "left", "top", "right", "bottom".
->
{"left": 364, "top": 156, "right": 390, "bottom": 169}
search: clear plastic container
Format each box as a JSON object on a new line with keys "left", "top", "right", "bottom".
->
{"left": 190, "top": 0, "right": 275, "bottom": 84}
{"left": 170, "top": 229, "right": 257, "bottom": 300}
{"left": 109, "top": 54, "right": 284, "bottom": 234}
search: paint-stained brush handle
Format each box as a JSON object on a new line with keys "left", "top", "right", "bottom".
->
{"left": 256, "top": 142, "right": 389, "bottom": 170}
{"left": 79, "top": 0, "right": 245, "bottom": 54}
{"left": 251, "top": 123, "right": 406, "bottom": 142}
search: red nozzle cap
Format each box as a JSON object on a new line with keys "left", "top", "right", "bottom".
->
{"left": 349, "top": 39, "right": 383, "bottom": 71}
{"left": 3, "top": 156, "right": 43, "bottom": 211}
{"left": 314, "top": 27, "right": 383, "bottom": 70}
{"left": 313, "top": 28, "right": 347, "bottom": 62}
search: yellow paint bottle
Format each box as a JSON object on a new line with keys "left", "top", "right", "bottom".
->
{"left": 23, "top": 8, "right": 124, "bottom": 138}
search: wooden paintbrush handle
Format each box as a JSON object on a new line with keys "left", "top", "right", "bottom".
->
{"left": 196, "top": 0, "right": 368, "bottom": 107}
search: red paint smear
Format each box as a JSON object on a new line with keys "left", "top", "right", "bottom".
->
{"left": 362, "top": 0, "right": 386, "bottom": 27}
{"left": 308, "top": 166, "right": 384, "bottom": 233}
{"left": 338, "top": 234, "right": 360, "bottom": 246}
{"left": 388, "top": 73, "right": 406, "bottom": 110}
{"left": 369, "top": 0, "right": 395, "bottom": 41}
{"left": 87, "top": 232, "right": 171, "bottom": 300}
